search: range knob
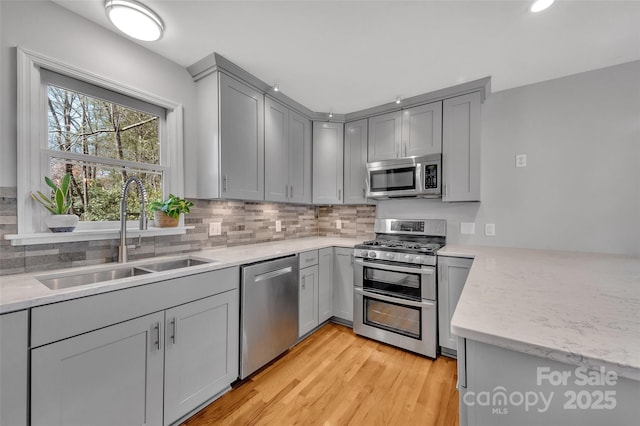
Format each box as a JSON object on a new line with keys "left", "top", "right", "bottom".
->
{"left": 386, "top": 253, "right": 395, "bottom": 260}
{"left": 404, "top": 254, "right": 414, "bottom": 262}
{"left": 369, "top": 251, "right": 377, "bottom": 258}
{"left": 414, "top": 256, "right": 424, "bottom": 264}
{"left": 360, "top": 250, "right": 369, "bottom": 257}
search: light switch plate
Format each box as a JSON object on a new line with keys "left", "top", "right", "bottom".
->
{"left": 485, "top": 223, "right": 496, "bottom": 236}
{"left": 516, "top": 154, "right": 527, "bottom": 168}
{"left": 209, "top": 222, "right": 221, "bottom": 236}
{"left": 460, "top": 222, "right": 475, "bottom": 235}
{"left": 275, "top": 220, "right": 282, "bottom": 232}
{"left": 336, "top": 219, "right": 342, "bottom": 229}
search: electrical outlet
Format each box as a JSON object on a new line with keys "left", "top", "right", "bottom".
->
{"left": 485, "top": 223, "right": 496, "bottom": 236}
{"left": 209, "top": 222, "right": 221, "bottom": 236}
{"left": 460, "top": 222, "right": 475, "bottom": 235}
{"left": 336, "top": 219, "right": 342, "bottom": 230}
{"left": 516, "top": 154, "right": 527, "bottom": 168}
{"left": 275, "top": 220, "right": 282, "bottom": 232}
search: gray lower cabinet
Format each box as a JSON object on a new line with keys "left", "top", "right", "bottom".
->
{"left": 438, "top": 256, "right": 473, "bottom": 355}
{"left": 333, "top": 247, "right": 354, "bottom": 322}
{"left": 442, "top": 92, "right": 481, "bottom": 201}
{"left": 298, "top": 264, "right": 319, "bottom": 337}
{"left": 164, "top": 290, "right": 239, "bottom": 425}
{"left": 31, "top": 311, "right": 165, "bottom": 426}
{"left": 313, "top": 121, "right": 344, "bottom": 204}
{"left": 318, "top": 247, "right": 334, "bottom": 323}
{"left": 344, "top": 119, "right": 369, "bottom": 204}
{"left": 265, "top": 97, "right": 312, "bottom": 204}
{"left": 0, "top": 310, "right": 28, "bottom": 426}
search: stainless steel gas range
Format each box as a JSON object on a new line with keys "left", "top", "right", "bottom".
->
{"left": 353, "top": 218, "right": 446, "bottom": 358}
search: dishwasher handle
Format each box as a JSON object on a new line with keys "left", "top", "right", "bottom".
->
{"left": 254, "top": 266, "right": 293, "bottom": 282}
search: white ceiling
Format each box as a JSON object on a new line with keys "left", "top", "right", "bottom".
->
{"left": 52, "top": 0, "right": 640, "bottom": 113}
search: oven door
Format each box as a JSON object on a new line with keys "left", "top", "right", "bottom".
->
{"left": 354, "top": 258, "right": 435, "bottom": 301}
{"left": 353, "top": 288, "right": 437, "bottom": 358}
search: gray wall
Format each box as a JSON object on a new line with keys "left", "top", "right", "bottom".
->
{"left": 378, "top": 60, "right": 640, "bottom": 257}
{"left": 0, "top": 0, "right": 197, "bottom": 188}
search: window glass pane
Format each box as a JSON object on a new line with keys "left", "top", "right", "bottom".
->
{"left": 47, "top": 85, "right": 160, "bottom": 165}
{"left": 50, "top": 158, "right": 162, "bottom": 222}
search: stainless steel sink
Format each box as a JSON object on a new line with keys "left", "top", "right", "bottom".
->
{"left": 38, "top": 267, "right": 152, "bottom": 290}
{"left": 137, "top": 257, "right": 214, "bottom": 272}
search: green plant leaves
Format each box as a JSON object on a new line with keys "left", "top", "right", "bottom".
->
{"left": 149, "top": 194, "right": 194, "bottom": 219}
{"left": 32, "top": 173, "right": 73, "bottom": 215}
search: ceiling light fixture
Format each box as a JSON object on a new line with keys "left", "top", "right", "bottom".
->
{"left": 396, "top": 97, "right": 402, "bottom": 104}
{"left": 273, "top": 83, "right": 280, "bottom": 92}
{"left": 105, "top": 0, "right": 164, "bottom": 41}
{"left": 530, "top": 0, "right": 555, "bottom": 13}
{"left": 329, "top": 112, "right": 333, "bottom": 118}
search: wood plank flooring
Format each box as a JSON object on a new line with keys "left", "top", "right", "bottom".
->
{"left": 182, "top": 323, "right": 459, "bottom": 426}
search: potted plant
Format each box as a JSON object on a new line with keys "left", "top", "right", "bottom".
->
{"left": 150, "top": 194, "right": 194, "bottom": 227}
{"left": 31, "top": 173, "right": 79, "bottom": 232}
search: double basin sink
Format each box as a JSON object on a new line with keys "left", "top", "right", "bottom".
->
{"left": 37, "top": 257, "right": 216, "bottom": 290}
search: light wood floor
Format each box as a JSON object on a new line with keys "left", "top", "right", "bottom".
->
{"left": 183, "top": 323, "right": 459, "bottom": 426}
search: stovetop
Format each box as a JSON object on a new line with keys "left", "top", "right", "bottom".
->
{"left": 356, "top": 239, "right": 443, "bottom": 254}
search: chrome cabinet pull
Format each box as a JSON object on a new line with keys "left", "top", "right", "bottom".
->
{"left": 223, "top": 175, "right": 228, "bottom": 192}
{"left": 338, "top": 189, "right": 341, "bottom": 201}
{"left": 290, "top": 185, "right": 294, "bottom": 199}
{"left": 302, "top": 275, "right": 306, "bottom": 290}
{"left": 153, "top": 322, "right": 161, "bottom": 350}
{"left": 170, "top": 318, "right": 177, "bottom": 344}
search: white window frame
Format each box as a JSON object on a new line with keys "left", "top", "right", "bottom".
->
{"left": 16, "top": 47, "right": 184, "bottom": 235}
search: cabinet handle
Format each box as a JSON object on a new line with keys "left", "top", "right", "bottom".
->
{"left": 290, "top": 185, "right": 294, "bottom": 199}
{"left": 223, "top": 175, "right": 228, "bottom": 192}
{"left": 403, "top": 145, "right": 407, "bottom": 157}
{"left": 338, "top": 189, "right": 341, "bottom": 201}
{"left": 302, "top": 275, "right": 306, "bottom": 290}
{"left": 153, "top": 322, "right": 161, "bottom": 350}
{"left": 362, "top": 187, "right": 366, "bottom": 198}
{"left": 170, "top": 317, "right": 177, "bottom": 344}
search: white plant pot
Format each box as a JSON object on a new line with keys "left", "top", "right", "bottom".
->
{"left": 45, "top": 214, "right": 79, "bottom": 233}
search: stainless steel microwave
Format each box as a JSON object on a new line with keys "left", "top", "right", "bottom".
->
{"left": 366, "top": 154, "right": 441, "bottom": 199}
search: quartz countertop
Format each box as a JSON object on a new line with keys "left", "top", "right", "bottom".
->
{"left": 440, "top": 245, "right": 640, "bottom": 381}
{"left": 0, "top": 237, "right": 361, "bottom": 314}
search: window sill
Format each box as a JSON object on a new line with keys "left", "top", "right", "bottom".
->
{"left": 4, "top": 226, "right": 194, "bottom": 246}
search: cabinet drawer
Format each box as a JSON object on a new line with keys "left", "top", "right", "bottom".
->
{"left": 299, "top": 250, "right": 319, "bottom": 268}
{"left": 31, "top": 266, "right": 239, "bottom": 348}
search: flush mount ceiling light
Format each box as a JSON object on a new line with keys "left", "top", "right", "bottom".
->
{"left": 395, "top": 97, "right": 402, "bottom": 104}
{"left": 273, "top": 83, "right": 280, "bottom": 92}
{"left": 530, "top": 0, "right": 555, "bottom": 13}
{"left": 105, "top": 0, "right": 164, "bottom": 41}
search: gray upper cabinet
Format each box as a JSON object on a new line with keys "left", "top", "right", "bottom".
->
{"left": 438, "top": 256, "right": 473, "bottom": 354}
{"left": 219, "top": 73, "right": 265, "bottom": 201}
{"left": 401, "top": 102, "right": 442, "bottom": 157}
{"left": 0, "top": 310, "right": 28, "bottom": 426}
{"left": 442, "top": 92, "right": 481, "bottom": 201}
{"left": 194, "top": 71, "right": 264, "bottom": 200}
{"left": 344, "top": 119, "right": 369, "bottom": 204}
{"left": 368, "top": 111, "right": 401, "bottom": 161}
{"left": 367, "top": 102, "right": 442, "bottom": 161}
{"left": 313, "top": 122, "right": 344, "bottom": 204}
{"left": 265, "top": 97, "right": 312, "bottom": 204}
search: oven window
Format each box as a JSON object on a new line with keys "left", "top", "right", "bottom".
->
{"left": 364, "top": 297, "right": 421, "bottom": 339}
{"left": 364, "top": 267, "right": 421, "bottom": 299}
{"left": 370, "top": 167, "right": 416, "bottom": 192}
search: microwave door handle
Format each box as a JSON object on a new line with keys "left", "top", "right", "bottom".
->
{"left": 355, "top": 288, "right": 433, "bottom": 308}
{"left": 359, "top": 259, "right": 434, "bottom": 275}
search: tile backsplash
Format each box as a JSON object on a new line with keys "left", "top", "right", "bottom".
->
{"left": 0, "top": 187, "right": 375, "bottom": 276}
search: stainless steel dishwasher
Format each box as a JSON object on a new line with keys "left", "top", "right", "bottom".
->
{"left": 240, "top": 254, "right": 299, "bottom": 379}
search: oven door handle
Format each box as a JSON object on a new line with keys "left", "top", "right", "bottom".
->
{"left": 355, "top": 288, "right": 434, "bottom": 308}
{"left": 354, "top": 258, "right": 434, "bottom": 275}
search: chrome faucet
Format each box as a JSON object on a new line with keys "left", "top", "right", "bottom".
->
{"left": 118, "top": 176, "right": 148, "bottom": 263}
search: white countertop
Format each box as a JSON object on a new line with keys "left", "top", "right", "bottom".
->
{"left": 0, "top": 237, "right": 361, "bottom": 314}
{"left": 441, "top": 245, "right": 640, "bottom": 381}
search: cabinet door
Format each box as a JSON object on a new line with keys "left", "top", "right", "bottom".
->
{"left": 318, "top": 247, "right": 334, "bottom": 323}
{"left": 344, "top": 119, "right": 369, "bottom": 204}
{"left": 367, "top": 111, "right": 401, "bottom": 161}
{"left": 264, "top": 97, "right": 289, "bottom": 203}
{"left": 333, "top": 247, "right": 354, "bottom": 322}
{"left": 442, "top": 92, "right": 481, "bottom": 201}
{"left": 402, "top": 101, "right": 442, "bottom": 157}
{"left": 219, "top": 73, "right": 264, "bottom": 201}
{"left": 299, "top": 265, "right": 319, "bottom": 337}
{"left": 312, "top": 121, "right": 344, "bottom": 204}
{"left": 1, "top": 310, "right": 28, "bottom": 426}
{"left": 31, "top": 311, "right": 164, "bottom": 426}
{"left": 164, "top": 290, "right": 239, "bottom": 425}
{"left": 438, "top": 256, "right": 473, "bottom": 353}
{"left": 288, "top": 109, "right": 312, "bottom": 204}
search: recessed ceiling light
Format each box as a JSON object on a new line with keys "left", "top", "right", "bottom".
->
{"left": 530, "top": 0, "right": 555, "bottom": 13}
{"left": 105, "top": 0, "right": 164, "bottom": 41}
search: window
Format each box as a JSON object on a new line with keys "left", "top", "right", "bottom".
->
{"left": 17, "top": 47, "right": 183, "bottom": 235}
